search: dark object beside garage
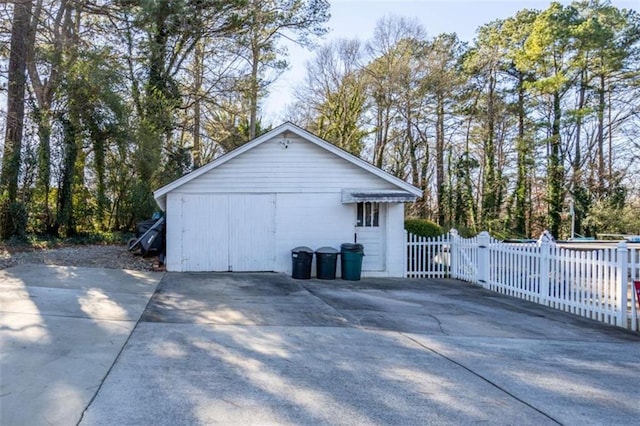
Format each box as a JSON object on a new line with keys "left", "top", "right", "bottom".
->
{"left": 291, "top": 246, "right": 314, "bottom": 279}
{"left": 128, "top": 215, "right": 166, "bottom": 258}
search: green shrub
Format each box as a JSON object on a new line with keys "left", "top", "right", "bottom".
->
{"left": 405, "top": 219, "right": 443, "bottom": 238}
{"left": 0, "top": 200, "right": 27, "bottom": 239}
{"left": 451, "top": 225, "right": 476, "bottom": 238}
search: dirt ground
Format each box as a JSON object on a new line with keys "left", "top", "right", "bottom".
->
{"left": 0, "top": 244, "right": 158, "bottom": 271}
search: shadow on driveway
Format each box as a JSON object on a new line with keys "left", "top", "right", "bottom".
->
{"left": 0, "top": 264, "right": 161, "bottom": 426}
{"left": 80, "top": 273, "right": 640, "bottom": 425}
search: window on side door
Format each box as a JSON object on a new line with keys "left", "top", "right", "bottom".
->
{"left": 356, "top": 202, "right": 379, "bottom": 227}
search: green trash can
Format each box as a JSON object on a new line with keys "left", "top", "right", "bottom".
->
{"left": 291, "top": 246, "right": 313, "bottom": 279}
{"left": 315, "top": 247, "right": 339, "bottom": 280}
{"left": 340, "top": 243, "right": 364, "bottom": 281}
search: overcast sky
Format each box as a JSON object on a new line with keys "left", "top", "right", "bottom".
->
{"left": 263, "top": 0, "right": 639, "bottom": 123}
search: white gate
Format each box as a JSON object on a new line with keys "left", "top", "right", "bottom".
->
{"left": 406, "top": 232, "right": 449, "bottom": 278}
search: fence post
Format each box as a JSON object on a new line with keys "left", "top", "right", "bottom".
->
{"left": 538, "top": 231, "right": 551, "bottom": 306}
{"left": 477, "top": 231, "right": 490, "bottom": 288}
{"left": 617, "top": 241, "right": 628, "bottom": 328}
{"left": 449, "top": 228, "right": 458, "bottom": 279}
{"left": 403, "top": 229, "right": 408, "bottom": 278}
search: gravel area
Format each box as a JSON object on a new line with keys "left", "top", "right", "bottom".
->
{"left": 0, "top": 245, "right": 158, "bottom": 271}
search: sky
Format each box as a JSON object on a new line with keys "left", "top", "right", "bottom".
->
{"left": 263, "top": 0, "right": 639, "bottom": 123}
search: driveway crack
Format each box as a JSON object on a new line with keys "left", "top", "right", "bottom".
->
{"left": 399, "top": 333, "right": 563, "bottom": 425}
{"left": 427, "top": 314, "right": 449, "bottom": 335}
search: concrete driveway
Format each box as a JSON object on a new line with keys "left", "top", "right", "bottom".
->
{"left": 0, "top": 264, "right": 161, "bottom": 426}
{"left": 2, "top": 268, "right": 639, "bottom": 425}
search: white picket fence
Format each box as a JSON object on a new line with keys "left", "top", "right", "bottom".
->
{"left": 406, "top": 233, "right": 449, "bottom": 278}
{"left": 405, "top": 230, "right": 640, "bottom": 331}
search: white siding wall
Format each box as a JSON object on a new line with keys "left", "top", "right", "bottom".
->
{"left": 166, "top": 134, "right": 408, "bottom": 276}
{"left": 274, "top": 193, "right": 354, "bottom": 275}
{"left": 177, "top": 136, "right": 398, "bottom": 194}
{"left": 165, "top": 193, "right": 183, "bottom": 272}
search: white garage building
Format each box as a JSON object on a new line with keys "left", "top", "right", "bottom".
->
{"left": 153, "top": 122, "right": 422, "bottom": 276}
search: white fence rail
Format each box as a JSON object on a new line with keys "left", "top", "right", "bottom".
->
{"left": 406, "top": 230, "right": 640, "bottom": 331}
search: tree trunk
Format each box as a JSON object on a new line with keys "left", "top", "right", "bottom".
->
{"left": 249, "top": 39, "right": 260, "bottom": 140}
{"left": 596, "top": 73, "right": 606, "bottom": 194}
{"left": 34, "top": 106, "right": 52, "bottom": 232}
{"left": 548, "top": 91, "right": 563, "bottom": 238}
{"left": 1, "top": 0, "right": 33, "bottom": 238}
{"left": 192, "top": 40, "right": 204, "bottom": 168}
{"left": 93, "top": 131, "right": 106, "bottom": 229}
{"left": 407, "top": 104, "right": 419, "bottom": 187}
{"left": 27, "top": 0, "right": 68, "bottom": 234}
{"left": 374, "top": 100, "right": 391, "bottom": 169}
{"left": 435, "top": 96, "right": 445, "bottom": 227}
{"left": 1, "top": 0, "right": 33, "bottom": 203}
{"left": 514, "top": 75, "right": 528, "bottom": 236}
{"left": 572, "top": 68, "right": 587, "bottom": 236}
{"left": 56, "top": 119, "right": 79, "bottom": 236}
{"left": 481, "top": 72, "right": 497, "bottom": 227}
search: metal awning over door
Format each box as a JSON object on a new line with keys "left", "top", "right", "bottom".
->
{"left": 341, "top": 189, "right": 417, "bottom": 203}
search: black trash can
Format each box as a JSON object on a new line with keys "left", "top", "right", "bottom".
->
{"left": 315, "top": 247, "right": 339, "bottom": 280}
{"left": 341, "top": 243, "right": 364, "bottom": 281}
{"left": 291, "top": 246, "right": 313, "bottom": 279}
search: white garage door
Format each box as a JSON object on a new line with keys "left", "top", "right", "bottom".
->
{"left": 180, "top": 194, "right": 275, "bottom": 271}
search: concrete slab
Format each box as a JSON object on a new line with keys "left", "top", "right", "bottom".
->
{"left": 0, "top": 264, "right": 162, "bottom": 426}
{"left": 407, "top": 334, "right": 640, "bottom": 426}
{"left": 80, "top": 273, "right": 639, "bottom": 425}
{"left": 141, "top": 273, "right": 347, "bottom": 326}
{"left": 80, "top": 324, "right": 556, "bottom": 426}
{"left": 0, "top": 264, "right": 159, "bottom": 292}
{"left": 4, "top": 269, "right": 639, "bottom": 425}
{"left": 302, "top": 278, "right": 640, "bottom": 341}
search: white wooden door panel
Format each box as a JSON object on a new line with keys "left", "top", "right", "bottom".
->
{"left": 228, "top": 194, "right": 276, "bottom": 271}
{"left": 181, "top": 194, "right": 229, "bottom": 271}
{"left": 180, "top": 193, "right": 275, "bottom": 272}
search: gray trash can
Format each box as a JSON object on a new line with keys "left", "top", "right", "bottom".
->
{"left": 315, "top": 247, "right": 339, "bottom": 280}
{"left": 291, "top": 246, "right": 313, "bottom": 279}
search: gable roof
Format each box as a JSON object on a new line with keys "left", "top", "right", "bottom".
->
{"left": 154, "top": 121, "right": 422, "bottom": 210}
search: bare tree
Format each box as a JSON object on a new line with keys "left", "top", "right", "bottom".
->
{"left": 288, "top": 38, "right": 367, "bottom": 154}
